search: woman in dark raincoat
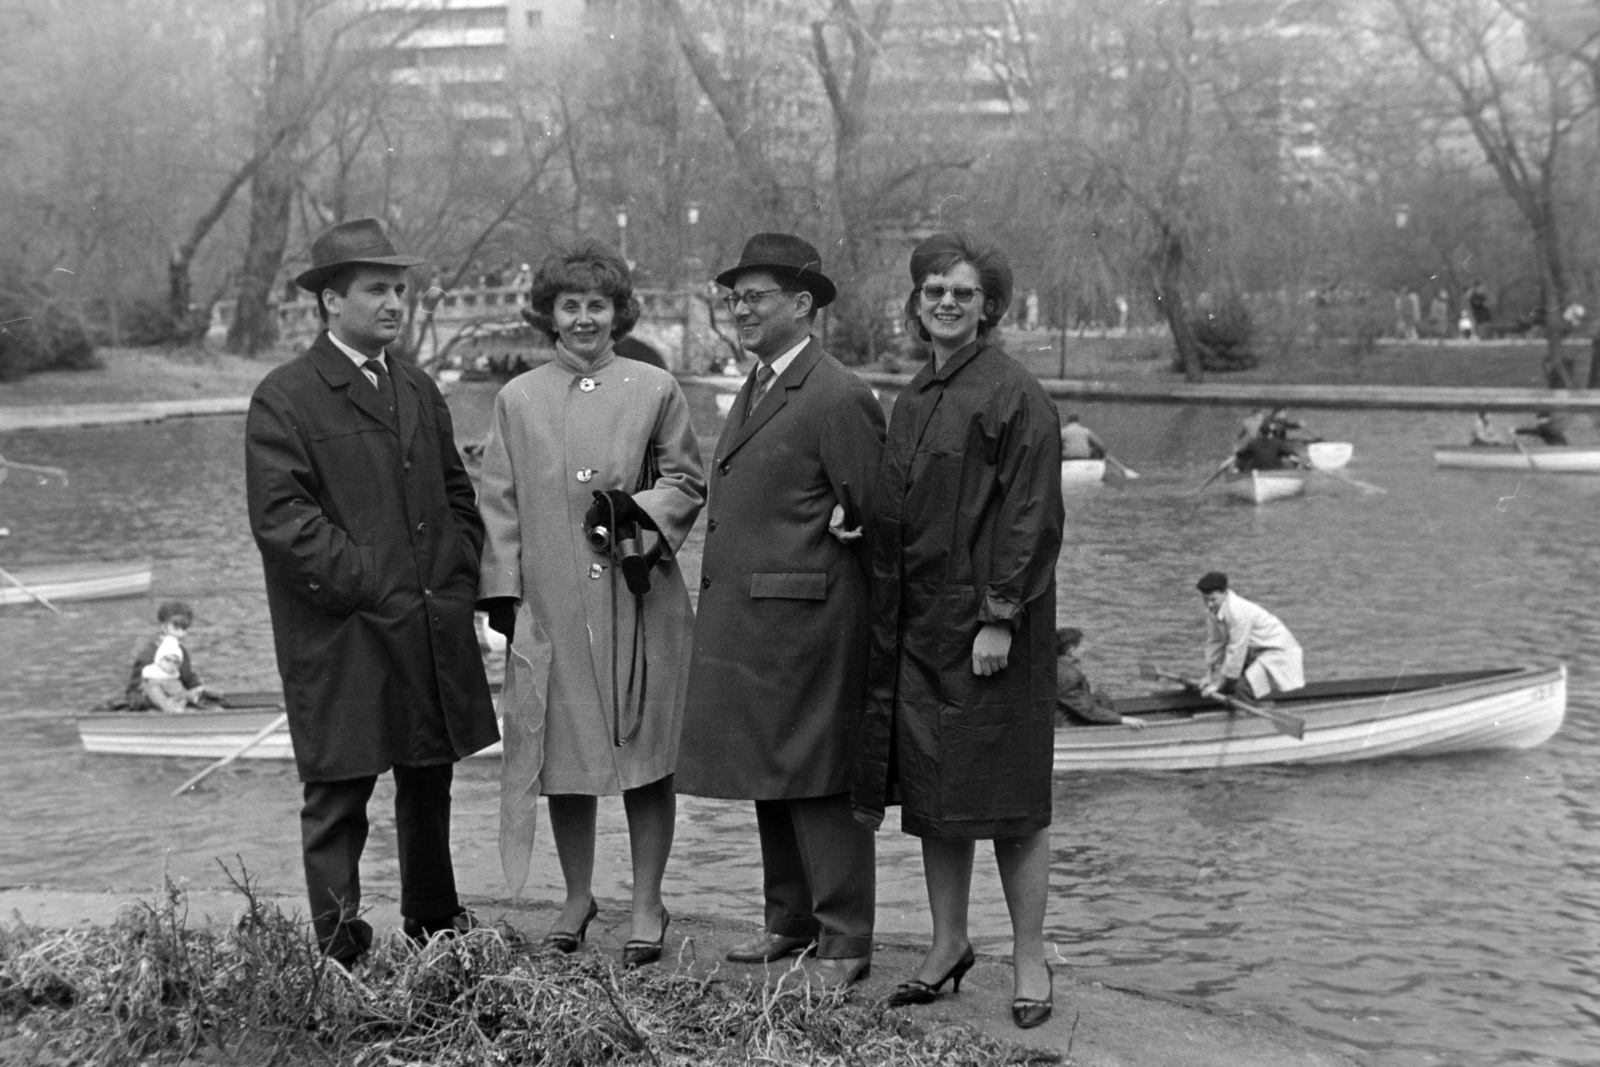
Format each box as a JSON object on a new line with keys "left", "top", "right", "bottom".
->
{"left": 852, "top": 232, "right": 1064, "bottom": 1028}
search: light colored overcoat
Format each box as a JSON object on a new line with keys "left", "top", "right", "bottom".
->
{"left": 477, "top": 344, "right": 704, "bottom": 891}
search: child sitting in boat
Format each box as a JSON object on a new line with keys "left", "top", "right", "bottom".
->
{"left": 140, "top": 636, "right": 206, "bottom": 713}
{"left": 124, "top": 600, "right": 220, "bottom": 710}
{"left": 1056, "top": 627, "right": 1145, "bottom": 729}
{"left": 1469, "top": 410, "right": 1504, "bottom": 446}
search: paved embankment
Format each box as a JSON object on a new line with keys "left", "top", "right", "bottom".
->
{"left": 0, "top": 397, "right": 250, "bottom": 433}
{"left": 0, "top": 886, "right": 1366, "bottom": 1067}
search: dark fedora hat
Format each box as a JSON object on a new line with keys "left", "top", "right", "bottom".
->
{"left": 295, "top": 217, "right": 426, "bottom": 294}
{"left": 715, "top": 233, "right": 836, "bottom": 308}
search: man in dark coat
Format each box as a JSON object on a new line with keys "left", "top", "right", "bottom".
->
{"left": 246, "top": 217, "right": 499, "bottom": 967}
{"left": 677, "top": 234, "right": 885, "bottom": 987}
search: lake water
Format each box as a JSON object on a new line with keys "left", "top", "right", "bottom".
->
{"left": 1, "top": 380, "right": 1596, "bottom": 1067}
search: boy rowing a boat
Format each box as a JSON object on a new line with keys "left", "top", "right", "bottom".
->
{"left": 1196, "top": 572, "right": 1304, "bottom": 700}
{"left": 1059, "top": 414, "right": 1107, "bottom": 460}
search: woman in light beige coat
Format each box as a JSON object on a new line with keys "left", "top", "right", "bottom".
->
{"left": 477, "top": 241, "right": 704, "bottom": 966}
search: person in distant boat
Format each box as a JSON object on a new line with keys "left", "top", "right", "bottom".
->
{"left": 1195, "top": 572, "right": 1304, "bottom": 700}
{"left": 124, "top": 600, "right": 219, "bottom": 710}
{"left": 1469, "top": 410, "right": 1504, "bottom": 447}
{"left": 140, "top": 636, "right": 206, "bottom": 713}
{"left": 1055, "top": 628, "right": 1144, "bottom": 729}
{"left": 1233, "top": 433, "right": 1302, "bottom": 472}
{"left": 1263, "top": 407, "right": 1313, "bottom": 442}
{"left": 1236, "top": 408, "right": 1269, "bottom": 444}
{"left": 1059, "top": 414, "right": 1107, "bottom": 460}
{"left": 1513, "top": 410, "right": 1569, "bottom": 446}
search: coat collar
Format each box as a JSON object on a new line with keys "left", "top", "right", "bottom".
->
{"left": 910, "top": 337, "right": 988, "bottom": 390}
{"left": 716, "top": 337, "right": 825, "bottom": 462}
{"left": 308, "top": 331, "right": 400, "bottom": 436}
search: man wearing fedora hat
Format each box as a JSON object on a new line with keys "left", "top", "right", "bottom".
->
{"left": 245, "top": 217, "right": 499, "bottom": 968}
{"left": 676, "top": 233, "right": 885, "bottom": 987}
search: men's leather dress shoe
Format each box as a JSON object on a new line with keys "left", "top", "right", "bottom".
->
{"left": 726, "top": 932, "right": 817, "bottom": 963}
{"left": 403, "top": 908, "right": 479, "bottom": 944}
{"left": 807, "top": 955, "right": 872, "bottom": 990}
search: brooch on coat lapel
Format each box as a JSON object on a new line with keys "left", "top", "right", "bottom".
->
{"left": 579, "top": 377, "right": 598, "bottom": 392}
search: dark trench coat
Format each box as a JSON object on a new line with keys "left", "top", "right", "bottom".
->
{"left": 676, "top": 340, "right": 886, "bottom": 800}
{"left": 246, "top": 333, "right": 499, "bottom": 783}
{"left": 851, "top": 338, "right": 1064, "bottom": 839}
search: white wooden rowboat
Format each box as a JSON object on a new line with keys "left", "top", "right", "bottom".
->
{"left": 1306, "top": 442, "right": 1353, "bottom": 470}
{"left": 1433, "top": 444, "right": 1600, "bottom": 473}
{"left": 1054, "top": 664, "right": 1565, "bottom": 771}
{"left": 76, "top": 693, "right": 503, "bottom": 761}
{"left": 0, "top": 560, "right": 153, "bottom": 607}
{"left": 81, "top": 665, "right": 1563, "bottom": 773}
{"left": 1224, "top": 469, "right": 1304, "bottom": 504}
{"left": 1060, "top": 458, "right": 1107, "bottom": 489}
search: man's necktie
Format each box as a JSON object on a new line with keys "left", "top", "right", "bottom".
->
{"left": 364, "top": 358, "right": 394, "bottom": 412}
{"left": 748, "top": 362, "right": 776, "bottom": 418}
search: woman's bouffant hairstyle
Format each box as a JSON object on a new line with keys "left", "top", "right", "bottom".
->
{"left": 523, "top": 240, "right": 641, "bottom": 342}
{"left": 903, "top": 231, "right": 1014, "bottom": 343}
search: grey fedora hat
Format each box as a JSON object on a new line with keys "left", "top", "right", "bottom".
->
{"left": 295, "top": 217, "right": 426, "bottom": 294}
{"left": 715, "top": 233, "right": 837, "bottom": 308}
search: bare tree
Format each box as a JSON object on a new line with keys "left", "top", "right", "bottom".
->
{"left": 1390, "top": 0, "right": 1594, "bottom": 387}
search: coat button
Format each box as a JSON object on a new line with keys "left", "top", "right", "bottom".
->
{"left": 404, "top": 460, "right": 412, "bottom": 471}
{"left": 579, "top": 377, "right": 597, "bottom": 392}
{"left": 576, "top": 468, "right": 594, "bottom": 483}
{"left": 416, "top": 522, "right": 426, "bottom": 534}
{"left": 308, "top": 580, "right": 320, "bottom": 591}
{"left": 718, "top": 461, "right": 730, "bottom": 476}
{"left": 701, "top": 576, "right": 711, "bottom": 589}
{"left": 589, "top": 562, "right": 605, "bottom": 579}
{"left": 424, "top": 588, "right": 433, "bottom": 598}
{"left": 707, "top": 518, "right": 717, "bottom": 532}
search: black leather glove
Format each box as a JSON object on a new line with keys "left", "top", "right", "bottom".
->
{"left": 479, "top": 597, "right": 518, "bottom": 645}
{"left": 593, "top": 489, "right": 659, "bottom": 532}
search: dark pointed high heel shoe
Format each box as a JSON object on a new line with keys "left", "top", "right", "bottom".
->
{"left": 887, "top": 944, "right": 977, "bottom": 1007}
{"left": 540, "top": 897, "right": 599, "bottom": 954}
{"left": 622, "top": 908, "right": 669, "bottom": 969}
{"left": 1011, "top": 963, "right": 1054, "bottom": 1029}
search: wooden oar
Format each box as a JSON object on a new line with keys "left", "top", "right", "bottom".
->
{"left": 0, "top": 454, "right": 70, "bottom": 485}
{"left": 172, "top": 712, "right": 289, "bottom": 797}
{"left": 0, "top": 564, "right": 63, "bottom": 614}
{"left": 1138, "top": 663, "right": 1306, "bottom": 740}
{"left": 1194, "top": 456, "right": 1235, "bottom": 494}
{"left": 1104, "top": 454, "right": 1141, "bottom": 480}
{"left": 1311, "top": 467, "right": 1388, "bottom": 495}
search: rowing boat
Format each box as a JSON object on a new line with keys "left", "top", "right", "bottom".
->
{"left": 82, "top": 665, "right": 1562, "bottom": 773}
{"left": 76, "top": 692, "right": 504, "bottom": 760}
{"left": 1060, "top": 458, "right": 1107, "bottom": 488}
{"left": 1053, "top": 664, "right": 1564, "bottom": 771}
{"left": 1306, "top": 441, "right": 1353, "bottom": 470}
{"left": 0, "top": 560, "right": 153, "bottom": 607}
{"left": 1433, "top": 444, "right": 1600, "bottom": 473}
{"left": 1224, "top": 469, "right": 1304, "bottom": 504}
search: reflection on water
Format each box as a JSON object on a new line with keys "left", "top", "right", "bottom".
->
{"left": 1, "top": 385, "right": 1597, "bottom": 1066}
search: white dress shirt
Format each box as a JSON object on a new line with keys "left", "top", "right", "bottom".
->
{"left": 327, "top": 331, "right": 387, "bottom": 387}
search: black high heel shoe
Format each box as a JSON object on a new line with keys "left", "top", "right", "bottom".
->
{"left": 1011, "top": 963, "right": 1054, "bottom": 1029}
{"left": 622, "top": 908, "right": 669, "bottom": 969}
{"left": 887, "top": 944, "right": 977, "bottom": 1007}
{"left": 540, "top": 897, "right": 599, "bottom": 954}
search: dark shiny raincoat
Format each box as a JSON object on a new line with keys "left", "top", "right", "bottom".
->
{"left": 851, "top": 339, "right": 1064, "bottom": 839}
{"left": 246, "top": 333, "right": 499, "bottom": 783}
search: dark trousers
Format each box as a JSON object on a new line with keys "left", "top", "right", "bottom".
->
{"left": 754, "top": 791, "right": 875, "bottom": 959}
{"left": 301, "top": 762, "right": 459, "bottom": 960}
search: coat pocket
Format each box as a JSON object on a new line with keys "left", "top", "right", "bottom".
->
{"left": 749, "top": 571, "right": 827, "bottom": 600}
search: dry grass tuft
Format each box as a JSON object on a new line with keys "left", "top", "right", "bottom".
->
{"left": 1, "top": 874, "right": 1061, "bottom": 1066}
